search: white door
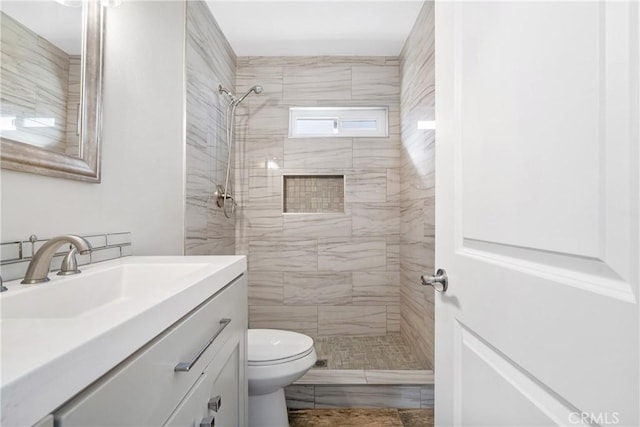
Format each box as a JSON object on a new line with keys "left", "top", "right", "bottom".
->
{"left": 435, "top": 1, "right": 639, "bottom": 426}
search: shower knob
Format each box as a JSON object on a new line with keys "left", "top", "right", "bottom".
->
{"left": 420, "top": 269, "right": 448, "bottom": 292}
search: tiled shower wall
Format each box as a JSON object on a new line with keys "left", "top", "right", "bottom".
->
{"left": 235, "top": 56, "right": 401, "bottom": 337}
{"left": 184, "top": 1, "right": 236, "bottom": 255}
{"left": 399, "top": 1, "right": 436, "bottom": 368}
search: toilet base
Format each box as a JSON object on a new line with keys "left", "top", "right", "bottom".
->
{"left": 249, "top": 388, "right": 289, "bottom": 427}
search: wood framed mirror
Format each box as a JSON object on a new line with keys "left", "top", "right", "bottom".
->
{"left": 0, "top": 0, "right": 104, "bottom": 183}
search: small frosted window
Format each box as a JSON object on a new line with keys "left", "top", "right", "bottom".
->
{"left": 295, "top": 118, "right": 337, "bottom": 135}
{"left": 289, "top": 107, "right": 388, "bottom": 138}
{"left": 341, "top": 119, "right": 377, "bottom": 130}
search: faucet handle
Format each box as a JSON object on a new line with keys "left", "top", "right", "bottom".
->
{"left": 57, "top": 248, "right": 82, "bottom": 276}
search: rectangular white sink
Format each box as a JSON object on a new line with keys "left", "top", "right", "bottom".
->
{"left": 0, "top": 255, "right": 246, "bottom": 427}
{"left": 1, "top": 262, "right": 210, "bottom": 319}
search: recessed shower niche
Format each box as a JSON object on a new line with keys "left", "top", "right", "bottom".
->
{"left": 283, "top": 175, "right": 345, "bottom": 213}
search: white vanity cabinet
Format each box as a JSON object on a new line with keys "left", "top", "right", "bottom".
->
{"left": 54, "top": 274, "right": 248, "bottom": 427}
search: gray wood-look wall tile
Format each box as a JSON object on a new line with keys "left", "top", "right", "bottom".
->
{"left": 283, "top": 213, "right": 352, "bottom": 239}
{"left": 283, "top": 65, "right": 352, "bottom": 100}
{"left": 284, "top": 272, "right": 352, "bottom": 305}
{"left": 352, "top": 203, "right": 400, "bottom": 237}
{"left": 353, "top": 138, "right": 400, "bottom": 169}
{"left": 352, "top": 272, "right": 399, "bottom": 305}
{"left": 284, "top": 138, "right": 353, "bottom": 169}
{"left": 346, "top": 170, "right": 388, "bottom": 203}
{"left": 185, "top": 1, "right": 236, "bottom": 256}
{"left": 249, "top": 238, "right": 318, "bottom": 272}
{"left": 314, "top": 385, "right": 421, "bottom": 408}
{"left": 248, "top": 271, "right": 284, "bottom": 305}
{"left": 318, "top": 306, "right": 386, "bottom": 336}
{"left": 352, "top": 65, "right": 400, "bottom": 101}
{"left": 398, "top": 0, "right": 436, "bottom": 368}
{"left": 285, "top": 385, "right": 315, "bottom": 409}
{"left": 318, "top": 238, "right": 386, "bottom": 272}
{"left": 237, "top": 55, "right": 404, "bottom": 337}
{"left": 250, "top": 305, "right": 318, "bottom": 336}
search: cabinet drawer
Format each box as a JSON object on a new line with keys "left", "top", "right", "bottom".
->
{"left": 163, "top": 332, "right": 242, "bottom": 427}
{"left": 56, "top": 275, "right": 246, "bottom": 427}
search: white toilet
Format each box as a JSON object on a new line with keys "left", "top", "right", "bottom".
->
{"left": 248, "top": 329, "right": 317, "bottom": 427}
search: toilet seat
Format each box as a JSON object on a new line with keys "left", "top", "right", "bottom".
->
{"left": 248, "top": 329, "right": 314, "bottom": 366}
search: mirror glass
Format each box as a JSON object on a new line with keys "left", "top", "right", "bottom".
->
{"left": 0, "top": 0, "right": 103, "bottom": 182}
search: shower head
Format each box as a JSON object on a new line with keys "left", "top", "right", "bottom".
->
{"left": 236, "top": 85, "right": 263, "bottom": 104}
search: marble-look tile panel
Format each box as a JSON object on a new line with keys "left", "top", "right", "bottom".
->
{"left": 352, "top": 65, "right": 400, "bottom": 101}
{"left": 387, "top": 167, "right": 401, "bottom": 203}
{"left": 248, "top": 102, "right": 289, "bottom": 136}
{"left": 352, "top": 272, "right": 399, "bottom": 305}
{"left": 399, "top": 0, "right": 435, "bottom": 368}
{"left": 249, "top": 238, "right": 317, "bottom": 272}
{"left": 318, "top": 306, "right": 386, "bottom": 336}
{"left": 353, "top": 139, "right": 400, "bottom": 169}
{"left": 244, "top": 136, "right": 284, "bottom": 170}
{"left": 346, "top": 170, "right": 388, "bottom": 203}
{"left": 248, "top": 271, "right": 284, "bottom": 306}
{"left": 387, "top": 304, "right": 401, "bottom": 333}
{"left": 423, "top": 196, "right": 436, "bottom": 238}
{"left": 284, "top": 138, "right": 353, "bottom": 169}
{"left": 296, "top": 369, "right": 367, "bottom": 385}
{"left": 284, "top": 272, "right": 352, "bottom": 305}
{"left": 248, "top": 168, "right": 282, "bottom": 204}
{"left": 314, "top": 386, "right": 422, "bottom": 408}
{"left": 420, "top": 386, "right": 435, "bottom": 408}
{"left": 285, "top": 385, "right": 315, "bottom": 409}
{"left": 185, "top": 0, "right": 236, "bottom": 256}
{"left": 387, "top": 235, "right": 400, "bottom": 272}
{"left": 283, "top": 213, "right": 351, "bottom": 239}
{"left": 352, "top": 203, "right": 400, "bottom": 237}
{"left": 240, "top": 202, "right": 283, "bottom": 238}
{"left": 236, "top": 65, "right": 283, "bottom": 105}
{"left": 186, "top": 2, "right": 235, "bottom": 88}
{"left": 363, "top": 370, "right": 434, "bottom": 385}
{"left": 249, "top": 305, "right": 318, "bottom": 337}
{"left": 283, "top": 65, "right": 351, "bottom": 100}
{"left": 318, "top": 238, "right": 386, "bottom": 272}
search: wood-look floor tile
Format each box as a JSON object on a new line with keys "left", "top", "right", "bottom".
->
{"left": 288, "top": 408, "right": 403, "bottom": 427}
{"left": 398, "top": 409, "right": 434, "bottom": 427}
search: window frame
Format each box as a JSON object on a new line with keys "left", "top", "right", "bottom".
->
{"left": 288, "top": 107, "right": 389, "bottom": 138}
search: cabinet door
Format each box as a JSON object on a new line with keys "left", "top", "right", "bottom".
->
{"left": 56, "top": 275, "right": 246, "bottom": 427}
{"left": 164, "top": 334, "right": 242, "bottom": 427}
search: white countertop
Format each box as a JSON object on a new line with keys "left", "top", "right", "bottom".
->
{"left": 0, "top": 255, "right": 246, "bottom": 427}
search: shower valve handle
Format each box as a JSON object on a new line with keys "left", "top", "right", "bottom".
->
{"left": 421, "top": 269, "right": 448, "bottom": 292}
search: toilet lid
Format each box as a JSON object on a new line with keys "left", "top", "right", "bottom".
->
{"left": 248, "top": 329, "right": 314, "bottom": 363}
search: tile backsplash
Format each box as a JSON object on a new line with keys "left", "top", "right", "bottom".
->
{"left": 0, "top": 232, "right": 132, "bottom": 282}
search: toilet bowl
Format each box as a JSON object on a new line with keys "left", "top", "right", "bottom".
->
{"left": 248, "top": 329, "right": 316, "bottom": 427}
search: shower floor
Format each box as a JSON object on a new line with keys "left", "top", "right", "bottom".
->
{"left": 313, "top": 334, "right": 428, "bottom": 370}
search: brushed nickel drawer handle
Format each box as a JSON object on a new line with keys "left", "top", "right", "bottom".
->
{"left": 175, "top": 318, "right": 231, "bottom": 372}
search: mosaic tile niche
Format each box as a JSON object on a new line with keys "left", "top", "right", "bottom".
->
{"left": 284, "top": 175, "right": 345, "bottom": 213}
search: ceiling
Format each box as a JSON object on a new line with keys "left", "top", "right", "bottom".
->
{"left": 205, "top": 0, "right": 424, "bottom": 56}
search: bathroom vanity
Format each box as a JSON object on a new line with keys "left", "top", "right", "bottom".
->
{"left": 0, "top": 256, "right": 248, "bottom": 427}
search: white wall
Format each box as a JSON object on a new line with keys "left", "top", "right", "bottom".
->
{"left": 0, "top": 1, "right": 186, "bottom": 255}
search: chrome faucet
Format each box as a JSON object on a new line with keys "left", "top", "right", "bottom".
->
{"left": 21, "top": 235, "right": 92, "bottom": 284}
